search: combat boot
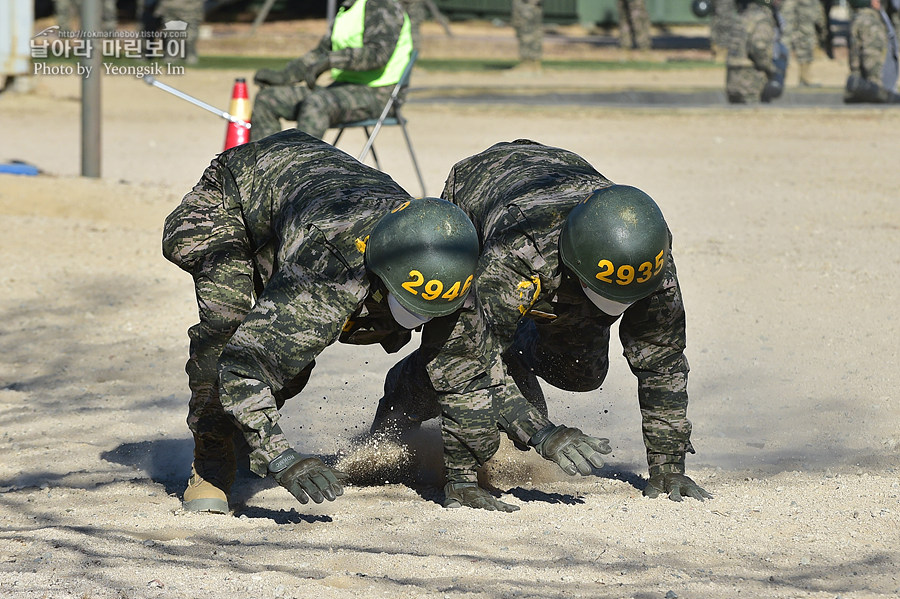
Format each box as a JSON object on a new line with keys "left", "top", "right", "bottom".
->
{"left": 183, "top": 464, "right": 230, "bottom": 514}
{"left": 505, "top": 59, "right": 542, "bottom": 77}
{"left": 799, "top": 62, "right": 819, "bottom": 87}
{"left": 183, "top": 438, "right": 236, "bottom": 514}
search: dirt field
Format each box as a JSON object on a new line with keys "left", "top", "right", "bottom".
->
{"left": 1, "top": 17, "right": 899, "bottom": 599}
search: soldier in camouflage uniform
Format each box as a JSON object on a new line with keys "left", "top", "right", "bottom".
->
{"left": 372, "top": 140, "right": 711, "bottom": 509}
{"left": 54, "top": 0, "right": 117, "bottom": 32}
{"left": 711, "top": 0, "right": 740, "bottom": 61}
{"left": 616, "top": 0, "right": 653, "bottom": 51}
{"left": 161, "top": 129, "right": 485, "bottom": 514}
{"left": 726, "top": 0, "right": 788, "bottom": 103}
{"left": 154, "top": 0, "right": 204, "bottom": 64}
{"left": 780, "top": 0, "right": 826, "bottom": 85}
{"left": 398, "top": 0, "right": 427, "bottom": 49}
{"left": 844, "top": 0, "right": 900, "bottom": 102}
{"left": 250, "top": 0, "right": 413, "bottom": 142}
{"left": 511, "top": 0, "right": 543, "bottom": 71}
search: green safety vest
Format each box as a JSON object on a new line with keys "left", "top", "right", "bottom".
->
{"left": 330, "top": 0, "right": 413, "bottom": 87}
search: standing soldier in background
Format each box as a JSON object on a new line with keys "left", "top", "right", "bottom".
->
{"left": 250, "top": 0, "right": 413, "bottom": 141}
{"left": 372, "top": 140, "right": 711, "bottom": 508}
{"left": 162, "top": 129, "right": 483, "bottom": 514}
{"left": 617, "top": 0, "right": 653, "bottom": 52}
{"left": 154, "top": 0, "right": 204, "bottom": 64}
{"left": 711, "top": 0, "right": 739, "bottom": 61}
{"left": 844, "top": 0, "right": 900, "bottom": 102}
{"left": 54, "top": 0, "right": 117, "bottom": 32}
{"left": 780, "top": 0, "right": 827, "bottom": 85}
{"left": 726, "top": 0, "right": 788, "bottom": 103}
{"left": 398, "top": 0, "right": 427, "bottom": 49}
{"left": 511, "top": 0, "right": 543, "bottom": 72}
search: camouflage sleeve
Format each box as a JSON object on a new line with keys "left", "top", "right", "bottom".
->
{"left": 275, "top": 35, "right": 333, "bottom": 83}
{"left": 748, "top": 17, "right": 777, "bottom": 74}
{"left": 469, "top": 235, "right": 555, "bottom": 441}
{"left": 618, "top": 257, "right": 694, "bottom": 477}
{"left": 217, "top": 228, "right": 368, "bottom": 476}
{"left": 328, "top": 0, "right": 404, "bottom": 71}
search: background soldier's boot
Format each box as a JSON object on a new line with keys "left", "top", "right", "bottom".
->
{"left": 799, "top": 63, "right": 818, "bottom": 87}
{"left": 506, "top": 59, "right": 542, "bottom": 76}
{"left": 183, "top": 438, "right": 236, "bottom": 514}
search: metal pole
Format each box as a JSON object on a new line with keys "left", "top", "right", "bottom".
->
{"left": 327, "top": 0, "right": 337, "bottom": 28}
{"left": 143, "top": 76, "right": 251, "bottom": 129}
{"left": 250, "top": 0, "right": 278, "bottom": 34}
{"left": 80, "top": 0, "right": 101, "bottom": 178}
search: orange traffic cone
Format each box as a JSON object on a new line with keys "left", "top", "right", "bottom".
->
{"left": 223, "top": 78, "right": 251, "bottom": 150}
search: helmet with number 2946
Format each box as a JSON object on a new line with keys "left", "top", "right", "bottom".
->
{"left": 366, "top": 197, "right": 480, "bottom": 318}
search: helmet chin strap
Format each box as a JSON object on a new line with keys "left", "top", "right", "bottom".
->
{"left": 579, "top": 281, "right": 632, "bottom": 316}
{"left": 387, "top": 293, "right": 433, "bottom": 329}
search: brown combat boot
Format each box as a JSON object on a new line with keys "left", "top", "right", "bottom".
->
{"left": 183, "top": 464, "right": 231, "bottom": 514}
{"left": 799, "top": 62, "right": 819, "bottom": 87}
{"left": 182, "top": 438, "right": 236, "bottom": 514}
{"left": 505, "top": 59, "right": 543, "bottom": 76}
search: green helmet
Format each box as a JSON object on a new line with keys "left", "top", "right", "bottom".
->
{"left": 559, "top": 185, "right": 670, "bottom": 305}
{"left": 366, "top": 197, "right": 480, "bottom": 318}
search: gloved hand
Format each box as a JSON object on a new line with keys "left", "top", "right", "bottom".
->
{"left": 643, "top": 472, "right": 712, "bottom": 502}
{"left": 443, "top": 482, "right": 520, "bottom": 512}
{"left": 268, "top": 449, "right": 347, "bottom": 505}
{"left": 253, "top": 68, "right": 288, "bottom": 87}
{"left": 529, "top": 424, "right": 611, "bottom": 476}
{"left": 304, "top": 57, "right": 331, "bottom": 90}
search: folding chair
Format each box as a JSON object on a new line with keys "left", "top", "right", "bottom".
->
{"left": 331, "top": 49, "right": 427, "bottom": 197}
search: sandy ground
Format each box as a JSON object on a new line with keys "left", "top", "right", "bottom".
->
{"left": 1, "top": 17, "right": 899, "bottom": 599}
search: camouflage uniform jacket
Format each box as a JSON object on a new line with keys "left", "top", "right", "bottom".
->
{"left": 279, "top": 0, "right": 407, "bottom": 83}
{"left": 435, "top": 140, "right": 694, "bottom": 476}
{"left": 165, "top": 129, "right": 411, "bottom": 474}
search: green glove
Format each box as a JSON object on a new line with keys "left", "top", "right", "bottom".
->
{"left": 529, "top": 424, "right": 611, "bottom": 476}
{"left": 253, "top": 68, "right": 288, "bottom": 87}
{"left": 643, "top": 473, "right": 712, "bottom": 502}
{"left": 443, "top": 482, "right": 520, "bottom": 512}
{"left": 268, "top": 449, "right": 347, "bottom": 505}
{"left": 304, "top": 56, "right": 331, "bottom": 90}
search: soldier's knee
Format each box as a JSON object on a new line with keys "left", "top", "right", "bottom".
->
{"left": 299, "top": 92, "right": 328, "bottom": 117}
{"left": 252, "top": 87, "right": 283, "bottom": 113}
{"left": 539, "top": 356, "right": 608, "bottom": 392}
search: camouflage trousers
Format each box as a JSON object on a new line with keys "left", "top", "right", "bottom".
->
{"left": 726, "top": 66, "right": 768, "bottom": 103}
{"left": 54, "top": 0, "right": 117, "bottom": 32}
{"left": 155, "top": 0, "right": 204, "bottom": 62}
{"left": 380, "top": 311, "right": 612, "bottom": 480}
{"left": 780, "top": 0, "right": 824, "bottom": 64}
{"left": 711, "top": 0, "right": 739, "bottom": 50}
{"left": 617, "top": 0, "right": 652, "bottom": 50}
{"left": 512, "top": 0, "right": 543, "bottom": 62}
{"left": 250, "top": 82, "right": 394, "bottom": 142}
{"left": 161, "top": 165, "right": 252, "bottom": 483}
{"left": 398, "top": 0, "right": 427, "bottom": 49}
